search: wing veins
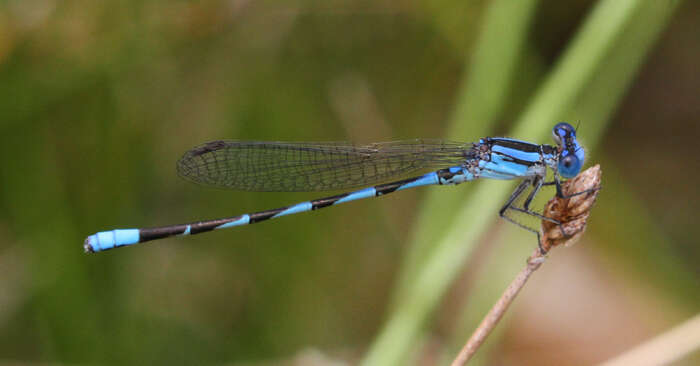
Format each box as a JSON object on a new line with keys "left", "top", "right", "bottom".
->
{"left": 177, "top": 140, "right": 471, "bottom": 191}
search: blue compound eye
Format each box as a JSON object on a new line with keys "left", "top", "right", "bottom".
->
{"left": 558, "top": 153, "right": 582, "bottom": 178}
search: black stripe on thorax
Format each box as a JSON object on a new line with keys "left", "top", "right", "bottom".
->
{"left": 497, "top": 154, "right": 537, "bottom": 167}
{"left": 486, "top": 137, "right": 542, "bottom": 153}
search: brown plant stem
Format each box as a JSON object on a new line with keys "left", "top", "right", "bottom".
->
{"left": 450, "top": 247, "right": 547, "bottom": 366}
{"left": 450, "top": 165, "right": 601, "bottom": 366}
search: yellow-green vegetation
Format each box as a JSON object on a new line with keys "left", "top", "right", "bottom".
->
{"left": 0, "top": 0, "right": 696, "bottom": 365}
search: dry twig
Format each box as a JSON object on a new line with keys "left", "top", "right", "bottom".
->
{"left": 598, "top": 313, "right": 700, "bottom": 366}
{"left": 451, "top": 165, "right": 602, "bottom": 366}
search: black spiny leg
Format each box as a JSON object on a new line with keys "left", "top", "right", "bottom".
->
{"left": 498, "top": 179, "right": 549, "bottom": 253}
{"left": 543, "top": 174, "right": 600, "bottom": 199}
{"left": 508, "top": 177, "right": 564, "bottom": 226}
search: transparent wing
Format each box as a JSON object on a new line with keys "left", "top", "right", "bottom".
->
{"left": 176, "top": 139, "right": 473, "bottom": 191}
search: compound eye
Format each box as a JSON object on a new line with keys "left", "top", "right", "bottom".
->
{"left": 558, "top": 154, "right": 581, "bottom": 179}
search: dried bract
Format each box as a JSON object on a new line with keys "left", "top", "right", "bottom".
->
{"left": 540, "top": 165, "right": 601, "bottom": 252}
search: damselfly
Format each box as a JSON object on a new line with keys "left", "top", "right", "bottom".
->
{"left": 85, "top": 122, "right": 586, "bottom": 253}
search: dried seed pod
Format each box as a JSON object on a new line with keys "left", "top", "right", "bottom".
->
{"left": 540, "top": 165, "right": 602, "bottom": 252}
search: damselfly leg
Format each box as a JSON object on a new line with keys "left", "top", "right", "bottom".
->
{"left": 544, "top": 176, "right": 601, "bottom": 199}
{"left": 499, "top": 177, "right": 586, "bottom": 254}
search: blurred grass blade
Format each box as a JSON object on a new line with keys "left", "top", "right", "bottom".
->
{"left": 447, "top": 1, "right": 683, "bottom": 363}
{"left": 393, "top": 0, "right": 540, "bottom": 304}
{"left": 362, "top": 0, "right": 676, "bottom": 365}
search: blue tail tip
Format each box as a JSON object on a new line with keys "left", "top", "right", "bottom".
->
{"left": 84, "top": 235, "right": 96, "bottom": 253}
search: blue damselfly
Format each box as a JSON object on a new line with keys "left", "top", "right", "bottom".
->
{"left": 85, "top": 122, "right": 586, "bottom": 253}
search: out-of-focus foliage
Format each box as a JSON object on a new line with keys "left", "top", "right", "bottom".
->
{"left": 0, "top": 0, "right": 697, "bottom": 365}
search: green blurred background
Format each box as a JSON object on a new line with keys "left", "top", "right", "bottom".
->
{"left": 0, "top": 0, "right": 698, "bottom": 365}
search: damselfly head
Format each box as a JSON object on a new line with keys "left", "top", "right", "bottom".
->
{"left": 552, "top": 122, "right": 585, "bottom": 178}
{"left": 551, "top": 122, "right": 576, "bottom": 146}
